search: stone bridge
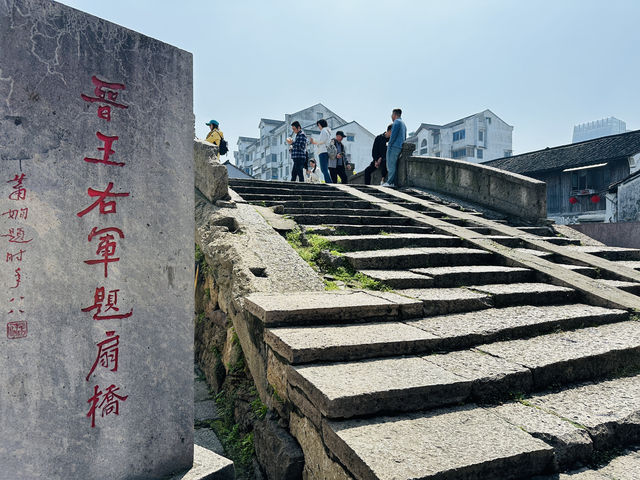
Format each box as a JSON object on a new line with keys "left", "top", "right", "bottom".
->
{"left": 194, "top": 142, "right": 640, "bottom": 480}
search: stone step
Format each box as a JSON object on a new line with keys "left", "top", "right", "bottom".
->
{"left": 534, "top": 236, "right": 582, "bottom": 246}
{"left": 321, "top": 233, "right": 463, "bottom": 251}
{"left": 495, "top": 374, "right": 640, "bottom": 471}
{"left": 244, "top": 199, "right": 375, "bottom": 210}
{"left": 287, "top": 320, "right": 640, "bottom": 419}
{"left": 290, "top": 214, "right": 413, "bottom": 226}
{"left": 615, "top": 260, "right": 640, "bottom": 271}
{"left": 392, "top": 287, "right": 493, "bottom": 316}
{"left": 244, "top": 290, "right": 423, "bottom": 327}
{"left": 231, "top": 185, "right": 338, "bottom": 196}
{"left": 344, "top": 247, "right": 496, "bottom": 270}
{"left": 565, "top": 245, "right": 640, "bottom": 261}
{"left": 555, "top": 263, "right": 599, "bottom": 277}
{"left": 237, "top": 193, "right": 354, "bottom": 202}
{"left": 229, "top": 178, "right": 335, "bottom": 191}
{"left": 284, "top": 208, "right": 392, "bottom": 217}
{"left": 519, "top": 226, "right": 556, "bottom": 236}
{"left": 302, "top": 224, "right": 435, "bottom": 236}
{"left": 600, "top": 279, "right": 640, "bottom": 295}
{"left": 266, "top": 304, "right": 628, "bottom": 364}
{"left": 324, "top": 405, "right": 554, "bottom": 480}
{"left": 358, "top": 269, "right": 435, "bottom": 289}
{"left": 409, "top": 265, "right": 535, "bottom": 287}
{"left": 534, "top": 447, "right": 640, "bottom": 479}
{"left": 467, "top": 282, "right": 576, "bottom": 307}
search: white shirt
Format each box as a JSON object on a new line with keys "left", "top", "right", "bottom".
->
{"left": 314, "top": 128, "right": 332, "bottom": 155}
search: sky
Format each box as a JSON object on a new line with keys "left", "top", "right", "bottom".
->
{"left": 59, "top": 0, "right": 640, "bottom": 160}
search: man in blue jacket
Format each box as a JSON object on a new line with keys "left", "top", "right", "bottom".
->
{"left": 382, "top": 108, "right": 406, "bottom": 187}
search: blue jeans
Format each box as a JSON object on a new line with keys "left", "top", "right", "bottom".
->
{"left": 386, "top": 146, "right": 401, "bottom": 185}
{"left": 318, "top": 152, "right": 332, "bottom": 183}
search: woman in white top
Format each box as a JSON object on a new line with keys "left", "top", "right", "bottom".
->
{"left": 309, "top": 118, "right": 333, "bottom": 183}
{"left": 305, "top": 159, "right": 322, "bottom": 183}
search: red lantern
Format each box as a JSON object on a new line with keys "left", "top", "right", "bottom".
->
{"left": 569, "top": 196, "right": 578, "bottom": 204}
{"left": 590, "top": 195, "right": 601, "bottom": 203}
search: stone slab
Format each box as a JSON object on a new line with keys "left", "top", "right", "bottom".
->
{"left": 534, "top": 448, "right": 640, "bottom": 479}
{"left": 478, "top": 321, "right": 640, "bottom": 389}
{"left": 406, "top": 304, "right": 628, "bottom": 351}
{"left": 244, "top": 290, "right": 422, "bottom": 326}
{"left": 0, "top": 1, "right": 194, "bottom": 478}
{"left": 194, "top": 400, "right": 220, "bottom": 423}
{"left": 398, "top": 287, "right": 492, "bottom": 316}
{"left": 358, "top": 269, "right": 434, "bottom": 289}
{"left": 266, "top": 321, "right": 439, "bottom": 364}
{"left": 469, "top": 282, "right": 576, "bottom": 306}
{"left": 565, "top": 245, "right": 640, "bottom": 261}
{"left": 492, "top": 402, "right": 593, "bottom": 469}
{"left": 424, "top": 349, "right": 532, "bottom": 401}
{"left": 322, "top": 233, "right": 461, "bottom": 251}
{"left": 194, "top": 380, "right": 211, "bottom": 403}
{"left": 169, "top": 444, "right": 234, "bottom": 480}
{"left": 324, "top": 405, "right": 554, "bottom": 480}
{"left": 194, "top": 428, "right": 225, "bottom": 456}
{"left": 344, "top": 247, "right": 494, "bottom": 269}
{"left": 194, "top": 140, "right": 228, "bottom": 202}
{"left": 410, "top": 265, "right": 534, "bottom": 287}
{"left": 289, "top": 356, "right": 472, "bottom": 418}
{"left": 527, "top": 374, "right": 640, "bottom": 450}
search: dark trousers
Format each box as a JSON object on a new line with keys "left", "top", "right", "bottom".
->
{"left": 291, "top": 158, "right": 305, "bottom": 182}
{"left": 364, "top": 158, "right": 388, "bottom": 185}
{"left": 329, "top": 164, "right": 349, "bottom": 184}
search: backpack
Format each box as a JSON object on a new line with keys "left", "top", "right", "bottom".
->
{"left": 218, "top": 136, "right": 229, "bottom": 156}
{"left": 327, "top": 139, "right": 338, "bottom": 159}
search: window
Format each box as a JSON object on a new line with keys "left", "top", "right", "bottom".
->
{"left": 317, "top": 112, "right": 322, "bottom": 121}
{"left": 420, "top": 139, "right": 428, "bottom": 155}
{"left": 504, "top": 150, "right": 512, "bottom": 157}
{"left": 271, "top": 153, "right": 277, "bottom": 163}
{"left": 486, "top": 117, "right": 492, "bottom": 124}
{"left": 433, "top": 133, "right": 440, "bottom": 145}
{"left": 346, "top": 135, "right": 355, "bottom": 142}
{"left": 476, "top": 149, "right": 483, "bottom": 159}
{"left": 478, "top": 130, "right": 484, "bottom": 142}
{"left": 452, "top": 148, "right": 467, "bottom": 159}
{"left": 453, "top": 130, "right": 465, "bottom": 142}
{"left": 435, "top": 152, "right": 441, "bottom": 157}
{"left": 271, "top": 136, "right": 278, "bottom": 146}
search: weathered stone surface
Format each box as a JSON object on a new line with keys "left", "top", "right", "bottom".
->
{"left": 289, "top": 412, "right": 354, "bottom": 480}
{"left": 324, "top": 405, "right": 554, "bottom": 480}
{"left": 424, "top": 349, "right": 532, "bottom": 401}
{"left": 411, "top": 265, "right": 534, "bottom": 287}
{"left": 222, "top": 326, "right": 243, "bottom": 374}
{"left": 195, "top": 139, "right": 229, "bottom": 202}
{"left": 266, "top": 321, "right": 438, "bottom": 364}
{"left": 195, "top": 379, "right": 211, "bottom": 403}
{"left": 527, "top": 374, "right": 640, "bottom": 450}
{"left": 406, "top": 304, "right": 627, "bottom": 350}
{"left": 398, "top": 287, "right": 492, "bottom": 316}
{"left": 289, "top": 356, "right": 472, "bottom": 418}
{"left": 565, "top": 245, "right": 640, "bottom": 261}
{"left": 254, "top": 417, "right": 305, "bottom": 480}
{"left": 0, "top": 1, "right": 194, "bottom": 478}
{"left": 194, "top": 428, "right": 225, "bottom": 456}
{"left": 358, "top": 269, "right": 434, "bottom": 289}
{"left": 492, "top": 402, "right": 593, "bottom": 469}
{"left": 478, "top": 321, "right": 640, "bottom": 389}
{"left": 169, "top": 444, "right": 235, "bottom": 480}
{"left": 245, "top": 290, "right": 422, "bottom": 326}
{"left": 194, "top": 400, "right": 220, "bottom": 423}
{"left": 322, "top": 233, "right": 462, "bottom": 251}
{"left": 344, "top": 246, "right": 494, "bottom": 269}
{"left": 468, "top": 282, "right": 576, "bottom": 306}
{"left": 534, "top": 448, "right": 640, "bottom": 479}
{"left": 254, "top": 205, "right": 297, "bottom": 233}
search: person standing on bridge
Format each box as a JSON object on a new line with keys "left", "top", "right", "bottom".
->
{"left": 309, "top": 118, "right": 333, "bottom": 183}
{"left": 287, "top": 121, "right": 308, "bottom": 182}
{"left": 364, "top": 124, "right": 392, "bottom": 185}
{"left": 329, "top": 131, "right": 349, "bottom": 184}
{"left": 205, "top": 119, "right": 224, "bottom": 159}
{"left": 382, "top": 108, "right": 406, "bottom": 187}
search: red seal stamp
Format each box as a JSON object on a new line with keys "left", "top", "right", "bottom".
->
{"left": 7, "top": 321, "right": 27, "bottom": 339}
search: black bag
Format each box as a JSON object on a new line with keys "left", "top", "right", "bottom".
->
{"left": 218, "top": 136, "right": 229, "bottom": 156}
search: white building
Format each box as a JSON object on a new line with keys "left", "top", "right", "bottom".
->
{"left": 233, "top": 104, "right": 375, "bottom": 181}
{"left": 406, "top": 109, "right": 513, "bottom": 164}
{"left": 572, "top": 117, "right": 627, "bottom": 143}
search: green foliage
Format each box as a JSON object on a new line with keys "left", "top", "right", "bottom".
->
{"left": 287, "top": 229, "right": 390, "bottom": 291}
{"left": 195, "top": 243, "right": 205, "bottom": 263}
{"left": 196, "top": 312, "right": 206, "bottom": 324}
{"left": 204, "top": 287, "right": 211, "bottom": 299}
{"left": 250, "top": 397, "right": 268, "bottom": 420}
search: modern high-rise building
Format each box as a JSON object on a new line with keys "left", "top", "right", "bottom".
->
{"left": 406, "top": 109, "right": 513, "bottom": 164}
{"left": 572, "top": 117, "right": 627, "bottom": 143}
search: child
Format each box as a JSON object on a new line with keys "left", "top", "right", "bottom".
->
{"left": 306, "top": 159, "right": 322, "bottom": 183}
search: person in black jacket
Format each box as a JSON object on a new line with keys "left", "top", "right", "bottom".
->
{"left": 364, "top": 124, "right": 392, "bottom": 185}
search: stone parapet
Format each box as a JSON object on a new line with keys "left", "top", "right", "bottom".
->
{"left": 195, "top": 139, "right": 228, "bottom": 202}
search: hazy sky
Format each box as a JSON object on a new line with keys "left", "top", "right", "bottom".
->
{"left": 60, "top": 0, "right": 640, "bottom": 159}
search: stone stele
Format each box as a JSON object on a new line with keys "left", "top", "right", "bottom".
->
{"left": 0, "top": 1, "right": 195, "bottom": 479}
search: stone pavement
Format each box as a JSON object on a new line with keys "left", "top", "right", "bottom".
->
{"left": 230, "top": 178, "right": 640, "bottom": 480}
{"left": 168, "top": 368, "right": 233, "bottom": 480}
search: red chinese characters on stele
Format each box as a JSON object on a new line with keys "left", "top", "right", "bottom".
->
{"left": 81, "top": 75, "right": 128, "bottom": 122}
{"left": 86, "top": 383, "right": 128, "bottom": 428}
{"left": 6, "top": 321, "right": 27, "bottom": 339}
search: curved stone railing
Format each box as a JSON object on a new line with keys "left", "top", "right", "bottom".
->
{"left": 396, "top": 144, "right": 547, "bottom": 222}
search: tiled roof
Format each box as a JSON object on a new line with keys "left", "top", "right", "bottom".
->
{"left": 484, "top": 130, "right": 640, "bottom": 175}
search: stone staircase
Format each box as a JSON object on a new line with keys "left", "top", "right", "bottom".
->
{"left": 229, "top": 178, "right": 640, "bottom": 480}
